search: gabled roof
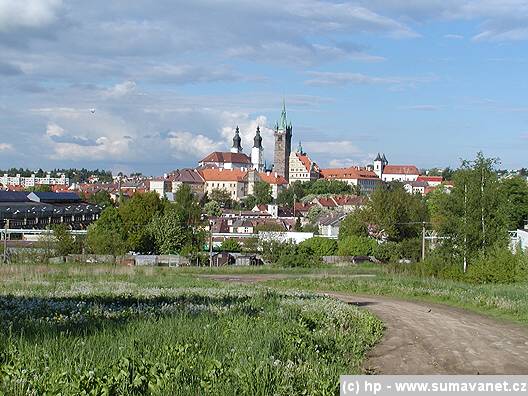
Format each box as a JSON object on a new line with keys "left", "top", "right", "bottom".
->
{"left": 405, "top": 181, "right": 429, "bottom": 188}
{"left": 320, "top": 167, "right": 379, "bottom": 180}
{"left": 259, "top": 172, "right": 288, "bottom": 185}
{"left": 168, "top": 168, "right": 205, "bottom": 183}
{"left": 383, "top": 165, "right": 420, "bottom": 175}
{"left": 199, "top": 152, "right": 251, "bottom": 164}
{"left": 296, "top": 153, "right": 319, "bottom": 173}
{"left": 199, "top": 168, "right": 247, "bottom": 182}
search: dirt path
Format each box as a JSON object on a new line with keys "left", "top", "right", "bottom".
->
{"left": 206, "top": 274, "right": 528, "bottom": 374}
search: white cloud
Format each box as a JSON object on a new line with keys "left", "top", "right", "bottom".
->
{"left": 0, "top": 143, "right": 13, "bottom": 151}
{"left": 0, "top": 0, "right": 62, "bottom": 32}
{"left": 168, "top": 131, "right": 222, "bottom": 159}
{"left": 104, "top": 81, "right": 137, "bottom": 98}
{"left": 45, "top": 122, "right": 64, "bottom": 137}
{"left": 305, "top": 71, "right": 437, "bottom": 88}
{"left": 444, "top": 34, "right": 464, "bottom": 39}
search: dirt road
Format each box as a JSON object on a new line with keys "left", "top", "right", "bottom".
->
{"left": 206, "top": 274, "right": 528, "bottom": 374}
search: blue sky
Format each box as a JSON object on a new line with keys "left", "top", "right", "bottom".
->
{"left": 1, "top": 0, "right": 528, "bottom": 175}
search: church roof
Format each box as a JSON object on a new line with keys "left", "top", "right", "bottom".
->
{"left": 199, "top": 152, "right": 251, "bottom": 164}
{"left": 383, "top": 165, "right": 420, "bottom": 175}
{"left": 199, "top": 168, "right": 247, "bottom": 182}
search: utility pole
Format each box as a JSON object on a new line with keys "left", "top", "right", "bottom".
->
{"left": 421, "top": 221, "right": 426, "bottom": 261}
{"left": 3, "top": 219, "right": 9, "bottom": 264}
{"left": 209, "top": 220, "right": 213, "bottom": 267}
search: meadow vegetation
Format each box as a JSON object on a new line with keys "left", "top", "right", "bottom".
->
{"left": 0, "top": 264, "right": 382, "bottom": 395}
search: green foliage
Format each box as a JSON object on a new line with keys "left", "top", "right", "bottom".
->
{"left": 259, "top": 240, "right": 320, "bottom": 267}
{"left": 242, "top": 236, "right": 259, "bottom": 253}
{"left": 499, "top": 176, "right": 528, "bottom": 230}
{"left": 339, "top": 209, "right": 369, "bottom": 239}
{"left": 204, "top": 200, "right": 222, "bottom": 217}
{"left": 25, "top": 184, "right": 52, "bottom": 192}
{"left": 219, "top": 238, "right": 241, "bottom": 253}
{"left": 0, "top": 285, "right": 382, "bottom": 395}
{"left": 209, "top": 189, "right": 233, "bottom": 209}
{"left": 254, "top": 181, "right": 273, "bottom": 205}
{"left": 276, "top": 180, "right": 357, "bottom": 208}
{"left": 299, "top": 237, "right": 337, "bottom": 256}
{"left": 367, "top": 183, "right": 428, "bottom": 241}
{"left": 87, "top": 190, "right": 114, "bottom": 208}
{"left": 119, "top": 192, "right": 165, "bottom": 253}
{"left": 400, "top": 238, "right": 422, "bottom": 262}
{"left": 433, "top": 152, "right": 508, "bottom": 264}
{"left": 255, "top": 222, "right": 285, "bottom": 232}
{"left": 294, "top": 217, "right": 303, "bottom": 232}
{"left": 148, "top": 207, "right": 189, "bottom": 254}
{"left": 86, "top": 207, "right": 127, "bottom": 255}
{"left": 172, "top": 184, "right": 201, "bottom": 227}
{"left": 373, "top": 241, "right": 402, "bottom": 262}
{"left": 337, "top": 236, "right": 378, "bottom": 256}
{"left": 51, "top": 224, "right": 82, "bottom": 256}
{"left": 466, "top": 245, "right": 528, "bottom": 284}
{"left": 306, "top": 206, "right": 327, "bottom": 224}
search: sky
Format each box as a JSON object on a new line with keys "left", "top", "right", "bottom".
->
{"left": 1, "top": 0, "right": 528, "bottom": 176}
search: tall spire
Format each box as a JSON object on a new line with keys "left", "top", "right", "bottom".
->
{"left": 253, "top": 126, "right": 262, "bottom": 148}
{"left": 297, "top": 141, "right": 303, "bottom": 154}
{"left": 278, "top": 99, "right": 287, "bottom": 131}
{"left": 231, "top": 126, "right": 242, "bottom": 153}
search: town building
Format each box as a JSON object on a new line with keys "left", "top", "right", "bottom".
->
{"left": 320, "top": 167, "right": 381, "bottom": 194}
{"left": 373, "top": 153, "right": 420, "bottom": 182}
{"left": 199, "top": 168, "right": 247, "bottom": 201}
{"left": 0, "top": 191, "right": 101, "bottom": 230}
{"left": 0, "top": 172, "right": 69, "bottom": 189}
{"left": 288, "top": 142, "right": 320, "bottom": 183}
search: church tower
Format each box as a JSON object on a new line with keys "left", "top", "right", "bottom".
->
{"left": 273, "top": 101, "right": 292, "bottom": 181}
{"left": 251, "top": 126, "right": 264, "bottom": 171}
{"left": 230, "top": 126, "right": 242, "bottom": 153}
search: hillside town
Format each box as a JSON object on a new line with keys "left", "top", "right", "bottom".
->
{"left": 0, "top": 104, "right": 455, "bottom": 246}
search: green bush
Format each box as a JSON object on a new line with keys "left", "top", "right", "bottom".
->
{"left": 219, "top": 238, "right": 242, "bottom": 253}
{"left": 466, "top": 245, "right": 528, "bottom": 284}
{"left": 337, "top": 236, "right": 377, "bottom": 256}
{"left": 400, "top": 238, "right": 422, "bottom": 262}
{"left": 298, "top": 237, "right": 337, "bottom": 257}
{"left": 275, "top": 253, "right": 321, "bottom": 268}
{"left": 373, "top": 241, "right": 402, "bottom": 262}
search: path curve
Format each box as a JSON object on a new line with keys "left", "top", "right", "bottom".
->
{"left": 205, "top": 274, "right": 528, "bottom": 374}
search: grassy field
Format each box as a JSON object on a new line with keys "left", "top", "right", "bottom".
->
{"left": 0, "top": 264, "right": 382, "bottom": 395}
{"left": 263, "top": 267, "right": 528, "bottom": 325}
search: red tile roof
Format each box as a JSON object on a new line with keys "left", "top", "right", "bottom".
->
{"left": 320, "top": 167, "right": 379, "bottom": 180}
{"left": 383, "top": 165, "right": 420, "bottom": 175}
{"left": 296, "top": 153, "right": 319, "bottom": 172}
{"left": 199, "top": 168, "right": 247, "bottom": 182}
{"left": 258, "top": 172, "right": 288, "bottom": 185}
{"left": 200, "top": 152, "right": 251, "bottom": 164}
{"left": 417, "top": 175, "right": 443, "bottom": 183}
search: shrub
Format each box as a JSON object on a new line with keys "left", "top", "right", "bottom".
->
{"left": 337, "top": 236, "right": 377, "bottom": 256}
{"left": 219, "top": 238, "right": 241, "bottom": 253}
{"left": 275, "top": 253, "right": 320, "bottom": 268}
{"left": 373, "top": 241, "right": 402, "bottom": 262}
{"left": 400, "top": 238, "right": 422, "bottom": 262}
{"left": 298, "top": 237, "right": 338, "bottom": 257}
{"left": 466, "top": 245, "right": 527, "bottom": 284}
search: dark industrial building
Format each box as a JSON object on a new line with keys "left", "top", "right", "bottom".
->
{"left": 0, "top": 191, "right": 102, "bottom": 230}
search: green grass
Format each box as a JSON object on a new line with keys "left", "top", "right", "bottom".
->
{"left": 264, "top": 271, "right": 528, "bottom": 325}
{"left": 0, "top": 264, "right": 383, "bottom": 395}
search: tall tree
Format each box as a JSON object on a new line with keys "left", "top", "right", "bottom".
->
{"left": 209, "top": 188, "right": 233, "bottom": 208}
{"left": 86, "top": 207, "right": 126, "bottom": 254}
{"left": 118, "top": 192, "right": 164, "bottom": 253}
{"left": 433, "top": 152, "right": 508, "bottom": 266}
{"left": 367, "top": 182, "right": 428, "bottom": 241}
{"left": 499, "top": 176, "right": 528, "bottom": 230}
{"left": 254, "top": 181, "right": 273, "bottom": 205}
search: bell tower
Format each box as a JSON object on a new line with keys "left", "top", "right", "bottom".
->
{"left": 273, "top": 100, "right": 292, "bottom": 181}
